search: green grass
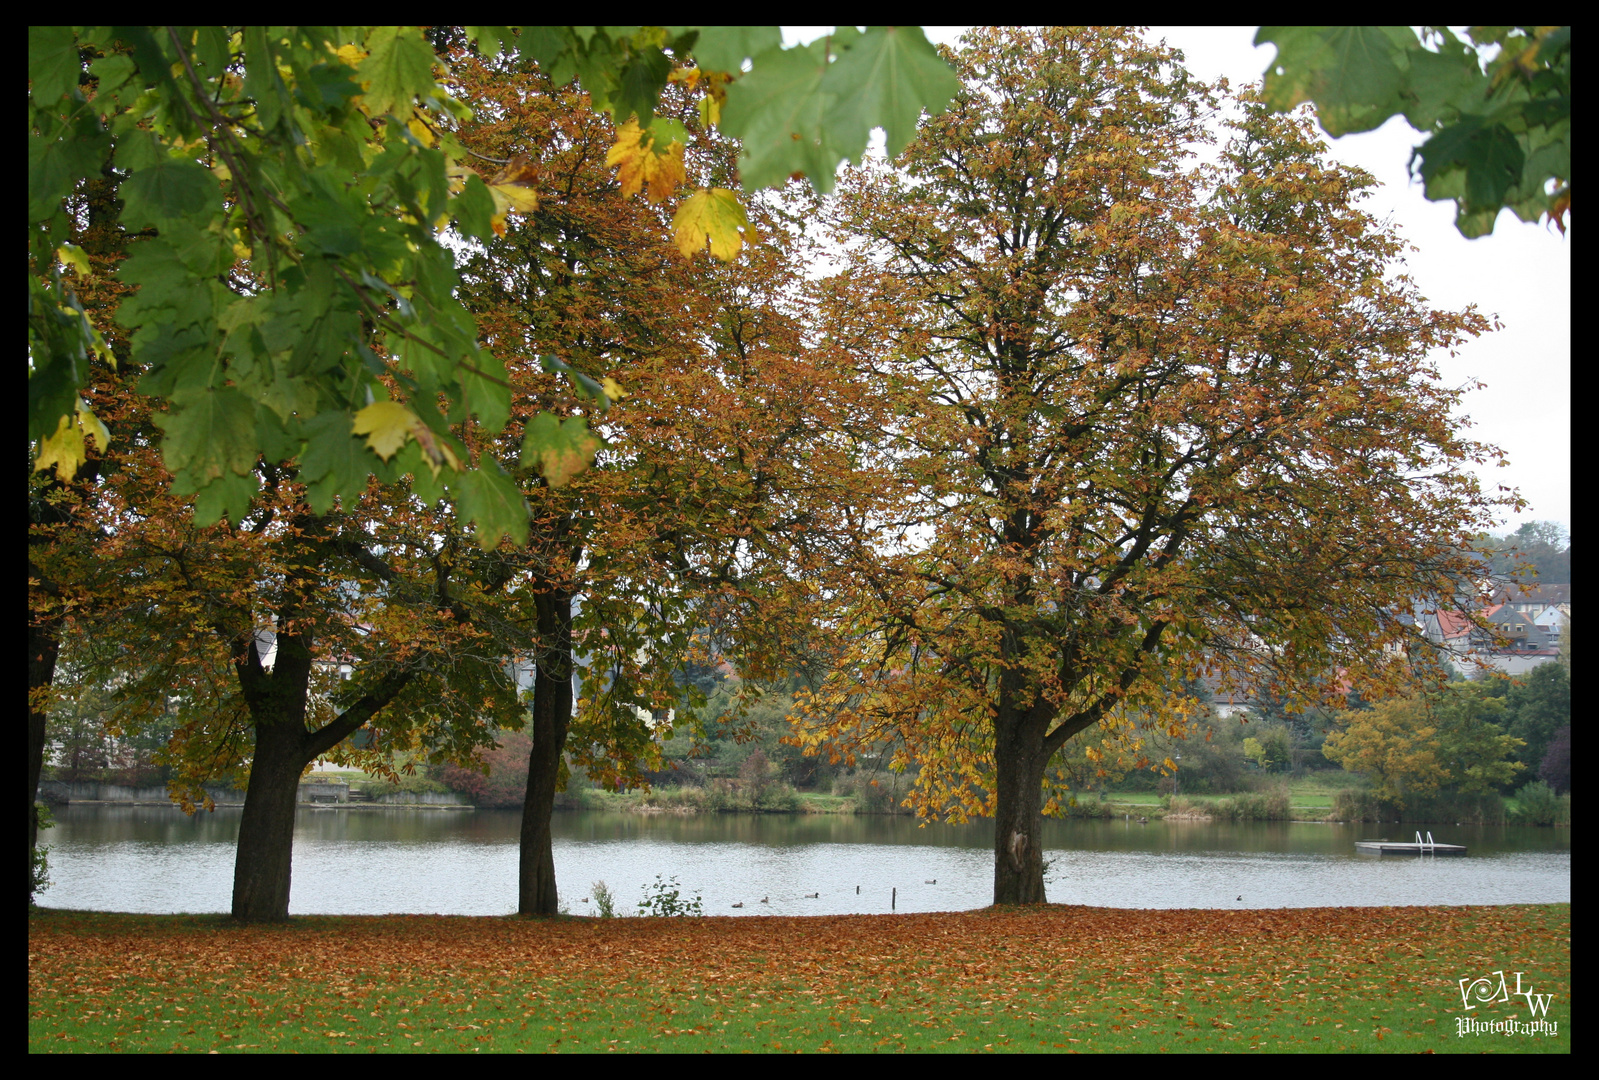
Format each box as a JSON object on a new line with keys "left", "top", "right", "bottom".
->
{"left": 30, "top": 905, "right": 1569, "bottom": 1053}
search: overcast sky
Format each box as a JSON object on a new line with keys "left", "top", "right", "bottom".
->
{"left": 784, "top": 27, "right": 1572, "bottom": 539}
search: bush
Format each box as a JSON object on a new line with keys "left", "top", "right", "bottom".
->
{"left": 435, "top": 730, "right": 531, "bottom": 807}
{"left": 1328, "top": 788, "right": 1507, "bottom": 824}
{"left": 637, "top": 875, "right": 702, "bottom": 917}
{"left": 591, "top": 880, "right": 618, "bottom": 918}
{"left": 357, "top": 771, "right": 450, "bottom": 799}
{"left": 1511, "top": 780, "right": 1571, "bottom": 826}
{"left": 833, "top": 773, "right": 909, "bottom": 814}
{"left": 1211, "top": 787, "right": 1291, "bottom": 821}
{"left": 1163, "top": 795, "right": 1209, "bottom": 819}
{"left": 30, "top": 803, "right": 54, "bottom": 905}
{"left": 1329, "top": 788, "right": 1381, "bottom": 823}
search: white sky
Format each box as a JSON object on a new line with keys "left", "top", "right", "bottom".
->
{"left": 783, "top": 26, "right": 1572, "bottom": 539}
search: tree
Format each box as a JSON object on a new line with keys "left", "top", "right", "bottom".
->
{"left": 790, "top": 27, "right": 1514, "bottom": 905}
{"left": 1538, "top": 725, "right": 1570, "bottom": 793}
{"left": 441, "top": 49, "right": 840, "bottom": 915}
{"left": 1323, "top": 684, "right": 1524, "bottom": 803}
{"left": 1256, "top": 26, "right": 1570, "bottom": 237}
{"left": 1480, "top": 520, "right": 1571, "bottom": 583}
{"left": 1503, "top": 662, "right": 1570, "bottom": 779}
{"left": 55, "top": 440, "right": 534, "bottom": 921}
{"left": 28, "top": 25, "right": 955, "bottom": 916}
{"left": 28, "top": 26, "right": 958, "bottom": 537}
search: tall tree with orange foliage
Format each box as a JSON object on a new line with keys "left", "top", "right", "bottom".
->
{"left": 791, "top": 27, "right": 1517, "bottom": 905}
{"left": 441, "top": 50, "right": 844, "bottom": 915}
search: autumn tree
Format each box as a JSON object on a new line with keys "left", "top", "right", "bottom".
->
{"left": 1323, "top": 685, "right": 1524, "bottom": 803}
{"left": 55, "top": 438, "right": 535, "bottom": 921}
{"left": 442, "top": 51, "right": 847, "bottom": 915}
{"left": 29, "top": 26, "right": 958, "bottom": 916}
{"left": 791, "top": 27, "right": 1515, "bottom": 905}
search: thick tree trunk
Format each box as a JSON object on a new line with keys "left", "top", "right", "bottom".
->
{"left": 992, "top": 717, "right": 1049, "bottom": 905}
{"left": 519, "top": 589, "right": 574, "bottom": 916}
{"left": 231, "top": 718, "right": 308, "bottom": 922}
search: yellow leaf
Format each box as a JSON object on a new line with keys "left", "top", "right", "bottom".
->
{"left": 334, "top": 43, "right": 367, "bottom": 67}
{"left": 407, "top": 113, "right": 435, "bottom": 147}
{"left": 605, "top": 118, "right": 687, "bottom": 203}
{"left": 34, "top": 413, "right": 86, "bottom": 480}
{"left": 351, "top": 401, "right": 417, "bottom": 461}
{"left": 56, "top": 243, "right": 92, "bottom": 278}
{"left": 600, "top": 377, "right": 628, "bottom": 401}
{"left": 78, "top": 399, "right": 110, "bottom": 453}
{"left": 488, "top": 183, "right": 539, "bottom": 215}
{"left": 697, "top": 94, "right": 720, "bottom": 129}
{"left": 672, "top": 188, "right": 749, "bottom": 261}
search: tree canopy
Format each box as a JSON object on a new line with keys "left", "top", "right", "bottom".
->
{"left": 27, "top": 26, "right": 959, "bottom": 540}
{"left": 1256, "top": 26, "right": 1570, "bottom": 237}
{"left": 789, "top": 26, "right": 1515, "bottom": 904}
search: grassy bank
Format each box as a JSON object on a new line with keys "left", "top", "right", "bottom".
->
{"left": 29, "top": 904, "right": 1568, "bottom": 1053}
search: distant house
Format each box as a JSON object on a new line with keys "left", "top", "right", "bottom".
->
{"left": 1490, "top": 583, "right": 1571, "bottom": 614}
{"left": 1198, "top": 674, "right": 1260, "bottom": 719}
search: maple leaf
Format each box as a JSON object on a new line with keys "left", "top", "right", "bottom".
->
{"left": 33, "top": 412, "right": 87, "bottom": 480}
{"left": 605, "top": 119, "right": 688, "bottom": 204}
{"left": 486, "top": 154, "right": 540, "bottom": 235}
{"left": 672, "top": 188, "right": 751, "bottom": 261}
{"left": 351, "top": 401, "right": 419, "bottom": 461}
{"left": 521, "top": 413, "right": 601, "bottom": 487}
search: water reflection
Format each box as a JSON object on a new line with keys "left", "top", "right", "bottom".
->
{"left": 38, "top": 805, "right": 1570, "bottom": 918}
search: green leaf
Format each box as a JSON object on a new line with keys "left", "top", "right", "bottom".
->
{"left": 299, "top": 410, "right": 371, "bottom": 514}
{"left": 28, "top": 129, "right": 110, "bottom": 223}
{"left": 29, "top": 25, "right": 81, "bottom": 106}
{"left": 692, "top": 26, "right": 783, "bottom": 74}
{"left": 1415, "top": 118, "right": 1526, "bottom": 209}
{"left": 822, "top": 27, "right": 960, "bottom": 161}
{"left": 721, "top": 42, "right": 839, "bottom": 191}
{"left": 1400, "top": 45, "right": 1483, "bottom": 130}
{"left": 1257, "top": 26, "right": 1418, "bottom": 136}
{"left": 360, "top": 27, "right": 439, "bottom": 116}
{"left": 520, "top": 413, "right": 601, "bottom": 487}
{"left": 461, "top": 355, "right": 512, "bottom": 432}
{"left": 451, "top": 463, "right": 530, "bottom": 549}
{"left": 121, "top": 159, "right": 221, "bottom": 229}
{"left": 613, "top": 47, "right": 673, "bottom": 128}
{"left": 153, "top": 387, "right": 260, "bottom": 490}
{"left": 465, "top": 26, "right": 513, "bottom": 60}
{"left": 454, "top": 173, "right": 497, "bottom": 243}
{"left": 191, "top": 469, "right": 260, "bottom": 528}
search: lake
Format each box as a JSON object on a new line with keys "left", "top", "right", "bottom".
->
{"left": 37, "top": 805, "right": 1571, "bottom": 917}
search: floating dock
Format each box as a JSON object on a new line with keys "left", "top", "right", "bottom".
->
{"left": 1355, "top": 831, "right": 1466, "bottom": 856}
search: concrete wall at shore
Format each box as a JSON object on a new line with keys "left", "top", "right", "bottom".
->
{"left": 38, "top": 779, "right": 472, "bottom": 808}
{"left": 38, "top": 780, "right": 245, "bottom": 806}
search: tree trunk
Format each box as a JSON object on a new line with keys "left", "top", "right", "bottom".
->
{"left": 230, "top": 718, "right": 307, "bottom": 922}
{"left": 28, "top": 612, "right": 60, "bottom": 905}
{"left": 519, "top": 588, "right": 574, "bottom": 916}
{"left": 992, "top": 717, "right": 1049, "bottom": 905}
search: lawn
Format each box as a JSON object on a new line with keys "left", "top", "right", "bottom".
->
{"left": 29, "top": 904, "right": 1568, "bottom": 1053}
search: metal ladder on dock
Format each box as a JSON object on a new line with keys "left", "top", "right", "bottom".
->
{"left": 1414, "top": 830, "right": 1436, "bottom": 853}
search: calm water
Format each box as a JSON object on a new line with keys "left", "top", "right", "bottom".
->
{"left": 38, "top": 806, "right": 1571, "bottom": 917}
